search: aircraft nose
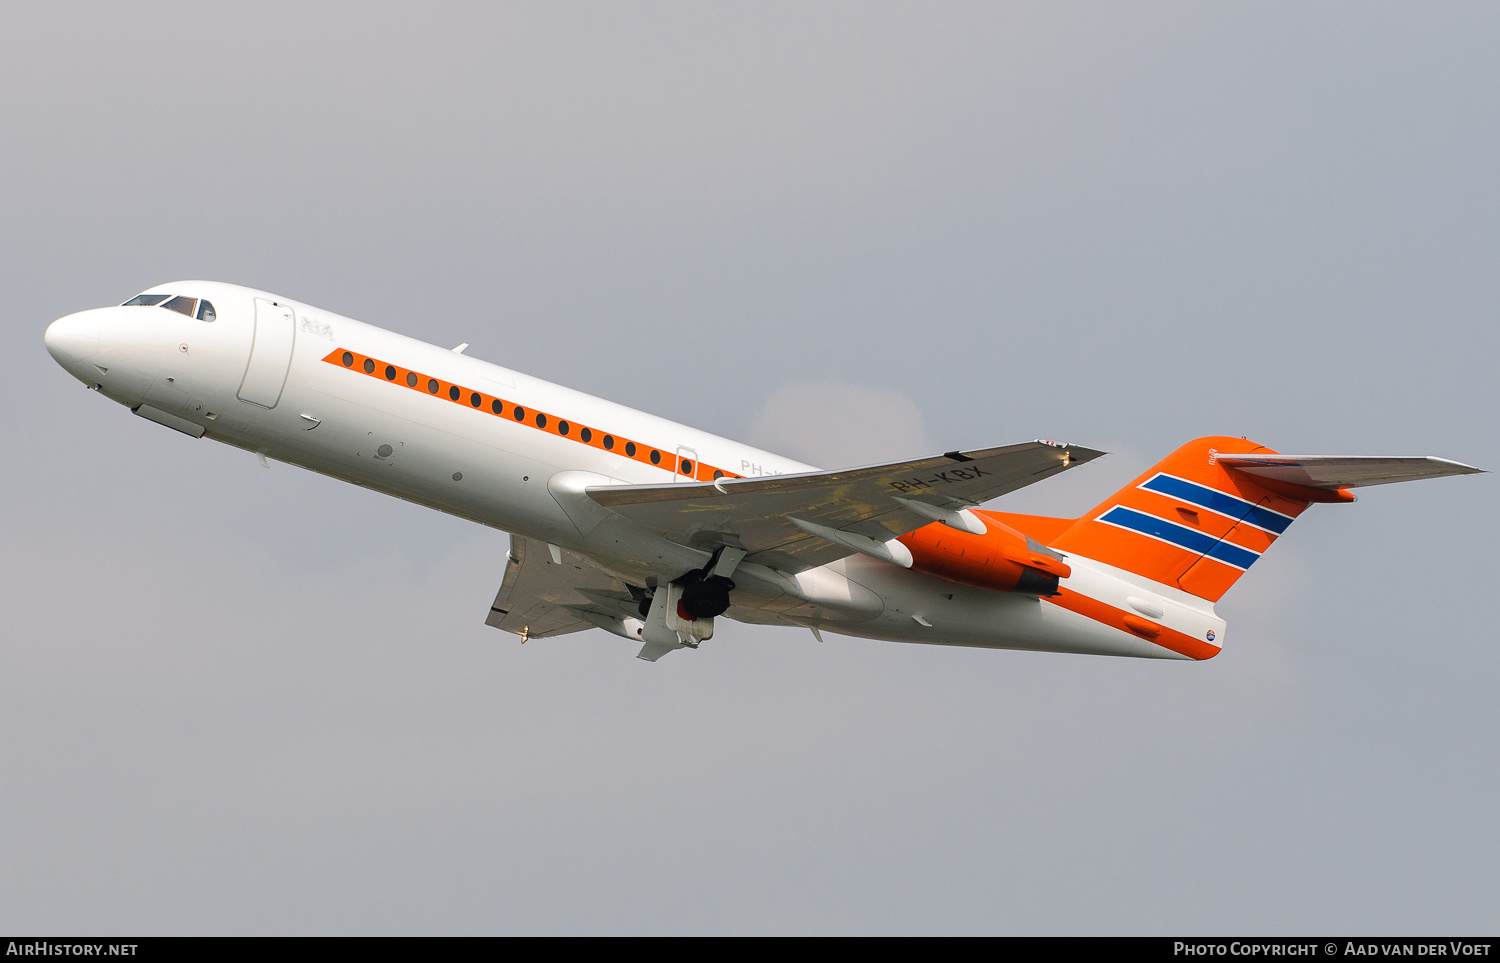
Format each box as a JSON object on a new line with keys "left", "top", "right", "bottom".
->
{"left": 44, "top": 311, "right": 103, "bottom": 368}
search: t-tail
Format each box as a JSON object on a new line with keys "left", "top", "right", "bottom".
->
{"left": 989, "top": 436, "right": 1482, "bottom": 659}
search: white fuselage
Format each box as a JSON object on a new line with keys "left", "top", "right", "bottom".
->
{"left": 45, "top": 281, "right": 1223, "bottom": 661}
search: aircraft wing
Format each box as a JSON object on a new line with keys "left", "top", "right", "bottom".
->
{"left": 586, "top": 440, "right": 1105, "bottom": 572}
{"left": 485, "top": 534, "right": 640, "bottom": 640}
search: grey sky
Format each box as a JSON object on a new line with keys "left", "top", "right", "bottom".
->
{"left": 1, "top": 2, "right": 1496, "bottom": 934}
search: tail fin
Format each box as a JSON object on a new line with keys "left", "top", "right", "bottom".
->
{"left": 1047, "top": 437, "right": 1328, "bottom": 601}
{"left": 1026, "top": 436, "right": 1482, "bottom": 602}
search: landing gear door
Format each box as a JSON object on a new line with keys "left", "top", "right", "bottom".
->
{"left": 238, "top": 298, "right": 296, "bottom": 408}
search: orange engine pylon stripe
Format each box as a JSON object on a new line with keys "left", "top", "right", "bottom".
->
{"left": 322, "top": 348, "right": 743, "bottom": 483}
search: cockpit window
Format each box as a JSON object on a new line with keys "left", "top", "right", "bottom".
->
{"left": 196, "top": 300, "right": 216, "bottom": 322}
{"left": 160, "top": 295, "right": 197, "bottom": 317}
{"left": 122, "top": 293, "right": 170, "bottom": 306}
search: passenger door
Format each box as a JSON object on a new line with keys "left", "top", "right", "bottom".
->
{"left": 237, "top": 298, "right": 296, "bottom": 408}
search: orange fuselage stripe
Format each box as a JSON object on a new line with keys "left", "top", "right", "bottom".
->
{"left": 323, "top": 349, "right": 744, "bottom": 483}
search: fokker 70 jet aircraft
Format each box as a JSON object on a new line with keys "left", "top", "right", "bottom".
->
{"left": 44, "top": 282, "right": 1482, "bottom": 661}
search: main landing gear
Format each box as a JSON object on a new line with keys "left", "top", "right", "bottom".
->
{"left": 633, "top": 547, "right": 745, "bottom": 659}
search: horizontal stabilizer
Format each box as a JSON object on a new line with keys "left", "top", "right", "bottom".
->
{"left": 1218, "top": 454, "right": 1484, "bottom": 490}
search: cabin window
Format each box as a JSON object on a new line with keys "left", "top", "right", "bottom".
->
{"left": 649, "top": 449, "right": 661, "bottom": 465}
{"left": 602, "top": 435, "right": 614, "bottom": 450}
{"left": 557, "top": 420, "right": 569, "bottom": 436}
{"left": 470, "top": 392, "right": 481, "bottom": 408}
{"left": 428, "top": 379, "right": 439, "bottom": 394}
{"left": 385, "top": 365, "right": 397, "bottom": 381}
{"left": 161, "top": 295, "right": 197, "bottom": 317}
{"left": 342, "top": 352, "right": 354, "bottom": 367}
{"left": 448, "top": 385, "right": 460, "bottom": 401}
{"left": 536, "top": 413, "right": 547, "bottom": 428}
{"left": 406, "top": 372, "right": 418, "bottom": 387}
{"left": 195, "top": 300, "right": 216, "bottom": 321}
{"left": 122, "top": 293, "right": 170, "bottom": 306}
{"left": 513, "top": 406, "right": 525, "bottom": 421}
{"left": 491, "top": 399, "right": 503, "bottom": 414}
{"left": 625, "top": 442, "right": 636, "bottom": 457}
{"left": 364, "top": 358, "right": 376, "bottom": 374}
{"left": 579, "top": 427, "right": 592, "bottom": 443}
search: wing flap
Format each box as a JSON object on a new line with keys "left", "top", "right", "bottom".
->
{"left": 585, "top": 441, "right": 1105, "bottom": 570}
{"left": 485, "top": 535, "right": 637, "bottom": 639}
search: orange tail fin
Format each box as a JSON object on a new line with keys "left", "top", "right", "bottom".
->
{"left": 1040, "top": 437, "right": 1334, "bottom": 602}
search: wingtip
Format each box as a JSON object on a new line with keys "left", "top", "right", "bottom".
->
{"left": 1427, "top": 456, "right": 1486, "bottom": 475}
{"left": 1029, "top": 439, "right": 1107, "bottom": 464}
{"left": 1065, "top": 445, "right": 1109, "bottom": 464}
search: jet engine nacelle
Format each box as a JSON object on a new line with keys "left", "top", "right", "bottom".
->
{"left": 896, "top": 514, "right": 1070, "bottom": 596}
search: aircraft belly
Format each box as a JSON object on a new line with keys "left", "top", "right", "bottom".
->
{"left": 833, "top": 555, "right": 1184, "bottom": 658}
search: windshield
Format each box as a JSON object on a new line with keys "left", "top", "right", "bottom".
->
{"left": 120, "top": 292, "right": 216, "bottom": 320}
